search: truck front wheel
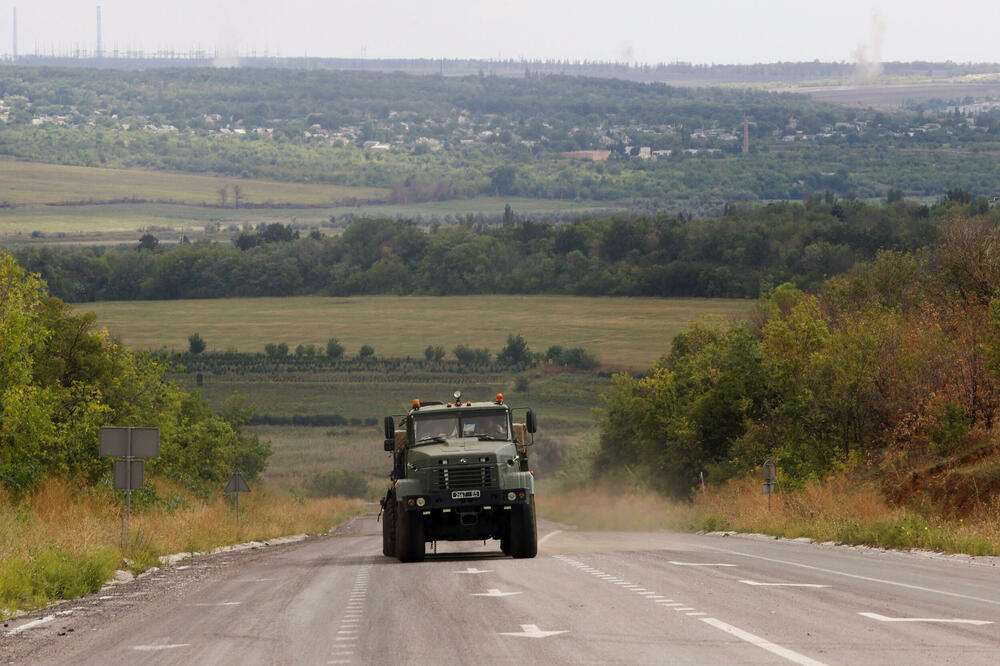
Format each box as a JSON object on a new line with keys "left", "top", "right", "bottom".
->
{"left": 508, "top": 497, "right": 537, "bottom": 559}
{"left": 395, "top": 503, "right": 425, "bottom": 562}
{"left": 382, "top": 497, "right": 397, "bottom": 557}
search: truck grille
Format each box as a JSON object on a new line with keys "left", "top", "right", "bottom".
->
{"left": 434, "top": 466, "right": 496, "bottom": 491}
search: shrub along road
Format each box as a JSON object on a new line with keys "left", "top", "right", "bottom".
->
{"left": 3, "top": 515, "right": 999, "bottom": 664}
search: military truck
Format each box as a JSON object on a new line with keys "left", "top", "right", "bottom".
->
{"left": 379, "top": 392, "right": 538, "bottom": 562}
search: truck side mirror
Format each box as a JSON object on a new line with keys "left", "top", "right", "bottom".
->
{"left": 526, "top": 409, "right": 537, "bottom": 434}
{"left": 384, "top": 439, "right": 395, "bottom": 452}
{"left": 384, "top": 416, "right": 395, "bottom": 440}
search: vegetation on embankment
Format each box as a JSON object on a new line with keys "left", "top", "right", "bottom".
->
{"left": 0, "top": 478, "right": 365, "bottom": 619}
{"left": 594, "top": 215, "right": 1000, "bottom": 508}
{"left": 539, "top": 473, "right": 999, "bottom": 556}
{"left": 0, "top": 252, "right": 369, "bottom": 617}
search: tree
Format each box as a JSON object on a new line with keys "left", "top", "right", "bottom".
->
{"left": 503, "top": 204, "right": 515, "bottom": 226}
{"left": 233, "top": 184, "right": 243, "bottom": 209}
{"left": 358, "top": 344, "right": 375, "bottom": 359}
{"left": 218, "top": 185, "right": 228, "bottom": 208}
{"left": 138, "top": 233, "right": 159, "bottom": 251}
{"left": 234, "top": 231, "right": 259, "bottom": 251}
{"left": 497, "top": 333, "right": 532, "bottom": 366}
{"left": 489, "top": 166, "right": 517, "bottom": 196}
{"left": 187, "top": 332, "right": 206, "bottom": 355}
{"left": 326, "top": 338, "right": 345, "bottom": 359}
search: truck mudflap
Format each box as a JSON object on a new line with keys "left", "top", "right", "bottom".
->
{"left": 399, "top": 488, "right": 531, "bottom": 512}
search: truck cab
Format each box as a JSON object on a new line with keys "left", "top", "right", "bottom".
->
{"left": 380, "top": 392, "right": 538, "bottom": 562}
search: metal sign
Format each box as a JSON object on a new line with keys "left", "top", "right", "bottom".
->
{"left": 225, "top": 469, "right": 251, "bottom": 494}
{"left": 99, "top": 427, "right": 160, "bottom": 458}
{"left": 129, "top": 428, "right": 160, "bottom": 458}
{"left": 113, "top": 460, "right": 145, "bottom": 491}
{"left": 762, "top": 481, "right": 777, "bottom": 495}
{"left": 99, "top": 427, "right": 129, "bottom": 457}
{"left": 762, "top": 460, "right": 776, "bottom": 482}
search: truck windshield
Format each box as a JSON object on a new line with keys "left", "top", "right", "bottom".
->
{"left": 413, "top": 412, "right": 509, "bottom": 442}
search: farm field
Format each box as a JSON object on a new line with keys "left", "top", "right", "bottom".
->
{"left": 0, "top": 158, "right": 388, "bottom": 205}
{"left": 0, "top": 160, "right": 623, "bottom": 241}
{"left": 197, "top": 370, "right": 603, "bottom": 486}
{"left": 795, "top": 80, "right": 1000, "bottom": 108}
{"left": 78, "top": 295, "right": 750, "bottom": 369}
{"left": 0, "top": 196, "right": 620, "bottom": 239}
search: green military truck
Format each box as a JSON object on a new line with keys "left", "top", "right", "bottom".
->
{"left": 379, "top": 391, "right": 538, "bottom": 562}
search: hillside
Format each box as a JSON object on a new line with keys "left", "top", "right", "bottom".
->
{"left": 2, "top": 66, "right": 1000, "bottom": 216}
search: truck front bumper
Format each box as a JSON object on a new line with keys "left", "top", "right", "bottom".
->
{"left": 399, "top": 488, "right": 531, "bottom": 512}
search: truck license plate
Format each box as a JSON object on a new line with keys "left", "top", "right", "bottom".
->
{"left": 452, "top": 490, "right": 481, "bottom": 499}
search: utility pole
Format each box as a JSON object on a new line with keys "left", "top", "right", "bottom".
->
{"left": 743, "top": 116, "right": 750, "bottom": 155}
{"left": 12, "top": 8, "right": 17, "bottom": 61}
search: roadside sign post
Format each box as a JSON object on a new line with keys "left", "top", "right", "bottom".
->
{"left": 762, "top": 460, "right": 777, "bottom": 510}
{"left": 100, "top": 427, "right": 160, "bottom": 542}
{"left": 225, "top": 467, "right": 251, "bottom": 538}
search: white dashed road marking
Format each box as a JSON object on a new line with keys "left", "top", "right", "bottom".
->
{"left": 554, "top": 554, "right": 828, "bottom": 665}
{"left": 740, "top": 580, "right": 830, "bottom": 588}
{"left": 132, "top": 644, "right": 192, "bottom": 651}
{"left": 858, "top": 612, "right": 992, "bottom": 625}
{"left": 6, "top": 615, "right": 55, "bottom": 635}
{"left": 331, "top": 560, "right": 372, "bottom": 664}
{"left": 700, "top": 617, "right": 827, "bottom": 666}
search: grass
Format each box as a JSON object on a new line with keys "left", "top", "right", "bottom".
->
{"left": 0, "top": 159, "right": 626, "bottom": 240}
{"left": 0, "top": 198, "right": 625, "bottom": 239}
{"left": 182, "top": 370, "right": 606, "bottom": 487}
{"left": 0, "top": 478, "right": 365, "bottom": 618}
{"left": 537, "top": 472, "right": 1000, "bottom": 557}
{"left": 79, "top": 294, "right": 749, "bottom": 369}
{"left": 0, "top": 158, "right": 387, "bottom": 206}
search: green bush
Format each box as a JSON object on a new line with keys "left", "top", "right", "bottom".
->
{"left": 0, "top": 546, "right": 118, "bottom": 617}
{"left": 188, "top": 332, "right": 206, "bottom": 355}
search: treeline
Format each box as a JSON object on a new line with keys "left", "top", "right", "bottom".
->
{"left": 172, "top": 333, "right": 593, "bottom": 373}
{"left": 0, "top": 253, "right": 271, "bottom": 495}
{"left": 0, "top": 67, "right": 824, "bottom": 138}
{"left": 12, "top": 196, "right": 991, "bottom": 302}
{"left": 595, "top": 216, "right": 1000, "bottom": 506}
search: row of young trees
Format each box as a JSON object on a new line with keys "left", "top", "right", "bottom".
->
{"left": 595, "top": 217, "right": 1000, "bottom": 503}
{"left": 181, "top": 333, "right": 596, "bottom": 371}
{"left": 14, "top": 195, "right": 991, "bottom": 303}
{"left": 0, "top": 252, "right": 271, "bottom": 495}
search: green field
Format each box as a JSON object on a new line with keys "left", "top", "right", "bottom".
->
{"left": 78, "top": 293, "right": 749, "bottom": 487}
{"left": 78, "top": 295, "right": 750, "bottom": 369}
{"left": 185, "top": 371, "right": 604, "bottom": 486}
{"left": 0, "top": 159, "right": 387, "bottom": 205}
{"left": 0, "top": 160, "right": 624, "bottom": 240}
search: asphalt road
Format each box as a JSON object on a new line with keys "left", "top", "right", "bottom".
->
{"left": 4, "top": 513, "right": 1000, "bottom": 665}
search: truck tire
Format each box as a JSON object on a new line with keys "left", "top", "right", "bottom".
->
{"left": 395, "top": 502, "right": 425, "bottom": 562}
{"left": 382, "top": 497, "right": 397, "bottom": 557}
{"left": 508, "top": 497, "right": 537, "bottom": 559}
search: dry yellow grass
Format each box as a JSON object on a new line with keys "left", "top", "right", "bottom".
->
{"left": 539, "top": 473, "right": 1000, "bottom": 556}
{"left": 0, "top": 478, "right": 366, "bottom": 616}
{"left": 78, "top": 295, "right": 750, "bottom": 369}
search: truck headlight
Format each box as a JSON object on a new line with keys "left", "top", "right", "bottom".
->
{"left": 416, "top": 497, "right": 426, "bottom": 507}
{"left": 506, "top": 491, "right": 517, "bottom": 501}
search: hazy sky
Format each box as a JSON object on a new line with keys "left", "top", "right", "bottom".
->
{"left": 3, "top": 1, "right": 999, "bottom": 65}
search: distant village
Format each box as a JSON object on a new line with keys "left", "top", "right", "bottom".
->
{"left": 3, "top": 93, "right": 997, "bottom": 162}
